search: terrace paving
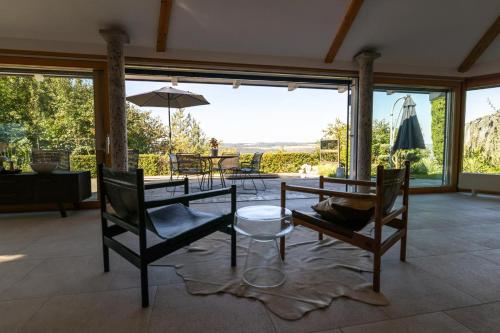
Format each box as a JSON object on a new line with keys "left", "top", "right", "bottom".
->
{"left": 142, "top": 174, "right": 442, "bottom": 203}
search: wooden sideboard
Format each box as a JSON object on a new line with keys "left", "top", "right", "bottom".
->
{"left": 0, "top": 171, "right": 91, "bottom": 217}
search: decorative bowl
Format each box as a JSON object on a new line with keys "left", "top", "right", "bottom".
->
{"left": 30, "top": 162, "right": 58, "bottom": 174}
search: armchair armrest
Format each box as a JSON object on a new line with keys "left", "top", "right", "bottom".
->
{"left": 321, "top": 177, "right": 376, "bottom": 187}
{"left": 382, "top": 206, "right": 406, "bottom": 225}
{"left": 144, "top": 178, "right": 187, "bottom": 190}
{"left": 145, "top": 185, "right": 236, "bottom": 208}
{"left": 282, "top": 184, "right": 377, "bottom": 201}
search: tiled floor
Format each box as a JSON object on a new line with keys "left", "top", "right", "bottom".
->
{"left": 1, "top": 193, "right": 500, "bottom": 332}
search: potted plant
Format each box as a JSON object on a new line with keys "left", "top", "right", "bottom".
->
{"left": 209, "top": 138, "right": 219, "bottom": 157}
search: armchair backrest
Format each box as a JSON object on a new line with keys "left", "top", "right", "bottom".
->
{"left": 32, "top": 149, "right": 70, "bottom": 171}
{"left": 169, "top": 153, "right": 179, "bottom": 173}
{"left": 128, "top": 149, "right": 139, "bottom": 171}
{"left": 376, "top": 161, "right": 410, "bottom": 214}
{"left": 219, "top": 153, "right": 240, "bottom": 169}
{"left": 250, "top": 152, "right": 264, "bottom": 171}
{"left": 98, "top": 164, "right": 145, "bottom": 227}
{"left": 176, "top": 153, "right": 203, "bottom": 173}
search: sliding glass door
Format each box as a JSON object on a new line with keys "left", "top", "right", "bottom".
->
{"left": 372, "top": 87, "right": 453, "bottom": 187}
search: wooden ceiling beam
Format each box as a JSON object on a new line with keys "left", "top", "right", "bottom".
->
{"left": 324, "top": 0, "right": 364, "bottom": 63}
{"left": 458, "top": 15, "right": 500, "bottom": 73}
{"left": 156, "top": 0, "right": 173, "bottom": 52}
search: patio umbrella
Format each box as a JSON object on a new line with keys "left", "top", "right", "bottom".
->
{"left": 392, "top": 95, "right": 425, "bottom": 152}
{"left": 126, "top": 86, "right": 210, "bottom": 154}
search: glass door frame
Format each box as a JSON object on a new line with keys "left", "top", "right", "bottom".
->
{"left": 372, "top": 76, "right": 463, "bottom": 192}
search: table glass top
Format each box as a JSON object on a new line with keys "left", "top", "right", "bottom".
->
{"left": 234, "top": 205, "right": 293, "bottom": 240}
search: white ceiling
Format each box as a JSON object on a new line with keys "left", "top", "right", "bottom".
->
{"left": 0, "top": 0, "right": 498, "bottom": 76}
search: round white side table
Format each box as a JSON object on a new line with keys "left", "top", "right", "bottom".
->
{"left": 234, "top": 205, "right": 293, "bottom": 288}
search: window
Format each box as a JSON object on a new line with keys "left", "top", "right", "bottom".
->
{"left": 463, "top": 85, "right": 500, "bottom": 174}
{"left": 373, "top": 88, "right": 452, "bottom": 187}
{"left": 0, "top": 72, "right": 98, "bottom": 199}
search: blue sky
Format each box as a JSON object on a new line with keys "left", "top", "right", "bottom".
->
{"left": 126, "top": 81, "right": 347, "bottom": 143}
{"left": 465, "top": 86, "right": 500, "bottom": 123}
{"left": 126, "top": 81, "right": 499, "bottom": 145}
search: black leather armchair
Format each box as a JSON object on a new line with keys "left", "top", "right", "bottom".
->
{"left": 98, "top": 164, "right": 237, "bottom": 307}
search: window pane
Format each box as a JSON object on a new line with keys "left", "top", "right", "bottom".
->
{"left": 373, "top": 88, "right": 451, "bottom": 187}
{"left": 0, "top": 74, "right": 98, "bottom": 200}
{"left": 463, "top": 86, "right": 500, "bottom": 174}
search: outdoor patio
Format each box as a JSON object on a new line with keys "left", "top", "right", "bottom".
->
{"left": 1, "top": 193, "right": 500, "bottom": 332}
{"left": 141, "top": 174, "right": 443, "bottom": 203}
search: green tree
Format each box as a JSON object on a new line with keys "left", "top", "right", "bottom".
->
{"left": 431, "top": 96, "right": 446, "bottom": 164}
{"left": 322, "top": 118, "right": 347, "bottom": 165}
{"left": 169, "top": 109, "right": 209, "bottom": 153}
{"left": 372, "top": 119, "right": 391, "bottom": 166}
{"left": 127, "top": 104, "right": 169, "bottom": 153}
{"left": 0, "top": 76, "right": 95, "bottom": 160}
{"left": 37, "top": 78, "right": 95, "bottom": 153}
{"left": 0, "top": 76, "right": 178, "bottom": 160}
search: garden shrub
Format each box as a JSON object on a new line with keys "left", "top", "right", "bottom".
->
{"left": 239, "top": 152, "right": 320, "bottom": 173}
{"left": 317, "top": 163, "right": 337, "bottom": 177}
{"left": 71, "top": 154, "right": 97, "bottom": 177}
{"left": 69, "top": 154, "right": 173, "bottom": 177}
{"left": 68, "top": 151, "right": 344, "bottom": 176}
{"left": 260, "top": 152, "right": 319, "bottom": 173}
{"left": 139, "top": 154, "right": 169, "bottom": 176}
{"left": 410, "top": 160, "right": 428, "bottom": 175}
{"left": 431, "top": 96, "right": 446, "bottom": 165}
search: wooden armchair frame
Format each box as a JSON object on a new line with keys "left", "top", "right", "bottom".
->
{"left": 280, "top": 161, "right": 410, "bottom": 292}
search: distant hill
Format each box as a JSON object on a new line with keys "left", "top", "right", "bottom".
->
{"left": 221, "top": 142, "right": 317, "bottom": 153}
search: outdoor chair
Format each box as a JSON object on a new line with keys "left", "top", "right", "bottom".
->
{"left": 214, "top": 152, "right": 240, "bottom": 187}
{"left": 169, "top": 153, "right": 179, "bottom": 177}
{"left": 280, "top": 161, "right": 410, "bottom": 292}
{"left": 128, "top": 149, "right": 139, "bottom": 171}
{"left": 32, "top": 149, "right": 70, "bottom": 170}
{"left": 98, "top": 164, "right": 237, "bottom": 307}
{"left": 176, "top": 153, "right": 208, "bottom": 190}
{"left": 239, "top": 152, "right": 266, "bottom": 192}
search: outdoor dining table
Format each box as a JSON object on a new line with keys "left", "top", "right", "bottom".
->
{"left": 200, "top": 155, "right": 239, "bottom": 190}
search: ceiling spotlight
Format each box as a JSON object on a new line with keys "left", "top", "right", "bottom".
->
{"left": 288, "top": 83, "right": 298, "bottom": 91}
{"left": 337, "top": 86, "right": 347, "bottom": 93}
{"left": 33, "top": 74, "right": 44, "bottom": 82}
{"left": 232, "top": 80, "right": 241, "bottom": 89}
{"left": 171, "top": 77, "right": 178, "bottom": 86}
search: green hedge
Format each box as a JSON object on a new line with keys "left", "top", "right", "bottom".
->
{"left": 71, "top": 155, "right": 97, "bottom": 177}
{"left": 138, "top": 154, "right": 169, "bottom": 176}
{"left": 70, "top": 154, "right": 172, "bottom": 177}
{"left": 69, "top": 152, "right": 335, "bottom": 177}
{"left": 241, "top": 152, "right": 320, "bottom": 174}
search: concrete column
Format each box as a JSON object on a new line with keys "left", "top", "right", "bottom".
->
{"left": 99, "top": 28, "right": 129, "bottom": 171}
{"left": 354, "top": 50, "right": 380, "bottom": 181}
